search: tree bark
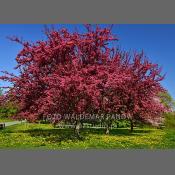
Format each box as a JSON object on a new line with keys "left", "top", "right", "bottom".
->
{"left": 74, "top": 120, "right": 82, "bottom": 138}
{"left": 53, "top": 122, "right": 57, "bottom": 128}
{"left": 116, "top": 121, "right": 119, "bottom": 128}
{"left": 130, "top": 120, "right": 134, "bottom": 132}
{"left": 105, "top": 121, "right": 112, "bottom": 135}
{"left": 105, "top": 125, "right": 110, "bottom": 134}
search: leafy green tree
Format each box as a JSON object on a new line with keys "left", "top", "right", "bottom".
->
{"left": 159, "top": 92, "right": 175, "bottom": 111}
{"left": 0, "top": 88, "right": 18, "bottom": 118}
{"left": 164, "top": 112, "right": 175, "bottom": 128}
{"left": 159, "top": 92, "right": 175, "bottom": 128}
{"left": 0, "top": 102, "right": 18, "bottom": 118}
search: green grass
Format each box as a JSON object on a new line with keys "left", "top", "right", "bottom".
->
{"left": 0, "top": 117, "right": 14, "bottom": 123}
{"left": 0, "top": 123, "right": 175, "bottom": 149}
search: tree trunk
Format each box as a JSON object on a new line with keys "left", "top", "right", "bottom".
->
{"left": 116, "top": 122, "right": 119, "bottom": 128}
{"left": 130, "top": 120, "right": 134, "bottom": 132}
{"left": 53, "top": 122, "right": 57, "bottom": 128}
{"left": 74, "top": 121, "right": 82, "bottom": 138}
{"left": 106, "top": 125, "right": 110, "bottom": 134}
{"left": 105, "top": 122, "right": 112, "bottom": 135}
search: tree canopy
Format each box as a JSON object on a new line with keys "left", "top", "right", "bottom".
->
{"left": 0, "top": 25, "right": 168, "bottom": 128}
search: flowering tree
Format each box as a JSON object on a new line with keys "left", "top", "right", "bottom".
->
{"left": 116, "top": 53, "right": 168, "bottom": 131}
{"left": 0, "top": 25, "right": 167, "bottom": 135}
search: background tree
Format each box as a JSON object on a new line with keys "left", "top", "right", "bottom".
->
{"left": 159, "top": 92, "right": 175, "bottom": 111}
{"left": 0, "top": 88, "right": 18, "bottom": 119}
{"left": 159, "top": 92, "right": 175, "bottom": 128}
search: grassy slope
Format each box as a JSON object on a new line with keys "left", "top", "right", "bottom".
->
{"left": 0, "top": 123, "right": 175, "bottom": 149}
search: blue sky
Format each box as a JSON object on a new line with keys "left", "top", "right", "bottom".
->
{"left": 0, "top": 24, "right": 175, "bottom": 99}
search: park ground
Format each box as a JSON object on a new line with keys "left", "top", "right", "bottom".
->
{"left": 0, "top": 118, "right": 175, "bottom": 149}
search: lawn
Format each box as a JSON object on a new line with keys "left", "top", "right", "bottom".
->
{"left": 0, "top": 123, "right": 175, "bottom": 149}
{"left": 0, "top": 118, "right": 14, "bottom": 123}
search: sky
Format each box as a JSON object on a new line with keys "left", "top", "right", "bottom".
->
{"left": 0, "top": 24, "right": 175, "bottom": 99}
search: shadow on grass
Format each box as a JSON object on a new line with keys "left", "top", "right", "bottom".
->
{"left": 82, "top": 128, "right": 152, "bottom": 136}
{"left": 4, "top": 127, "right": 153, "bottom": 144}
{"left": 20, "top": 128, "right": 84, "bottom": 143}
{"left": 0, "top": 123, "right": 154, "bottom": 144}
